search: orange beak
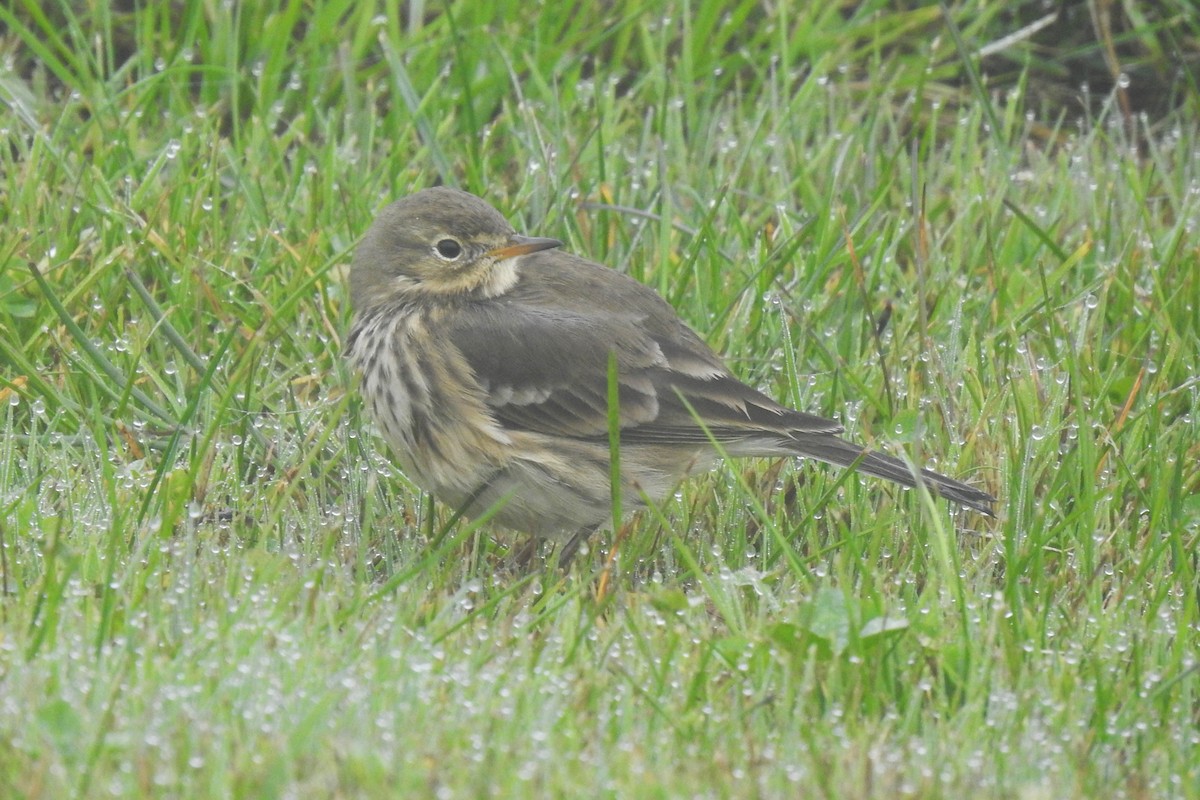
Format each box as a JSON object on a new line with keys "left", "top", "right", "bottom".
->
{"left": 487, "top": 235, "right": 562, "bottom": 260}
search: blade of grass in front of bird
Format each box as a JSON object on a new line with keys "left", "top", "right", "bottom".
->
{"left": 607, "top": 351, "right": 623, "bottom": 538}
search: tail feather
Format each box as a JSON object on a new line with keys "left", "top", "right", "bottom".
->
{"left": 783, "top": 434, "right": 995, "bottom": 515}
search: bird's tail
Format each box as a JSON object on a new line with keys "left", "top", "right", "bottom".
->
{"left": 783, "top": 434, "right": 995, "bottom": 515}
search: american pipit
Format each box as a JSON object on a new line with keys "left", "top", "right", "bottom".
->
{"left": 346, "top": 187, "right": 994, "bottom": 563}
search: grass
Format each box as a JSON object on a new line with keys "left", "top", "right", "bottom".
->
{"left": 1, "top": 0, "right": 1198, "bottom": 797}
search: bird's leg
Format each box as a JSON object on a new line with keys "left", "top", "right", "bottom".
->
{"left": 556, "top": 527, "right": 596, "bottom": 570}
{"left": 512, "top": 536, "right": 542, "bottom": 568}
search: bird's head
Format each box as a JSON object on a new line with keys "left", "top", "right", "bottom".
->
{"left": 350, "top": 187, "right": 561, "bottom": 311}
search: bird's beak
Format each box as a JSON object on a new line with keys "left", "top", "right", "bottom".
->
{"left": 487, "top": 235, "right": 562, "bottom": 260}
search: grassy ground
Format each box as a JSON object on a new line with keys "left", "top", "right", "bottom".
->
{"left": 2, "top": 1, "right": 1198, "bottom": 797}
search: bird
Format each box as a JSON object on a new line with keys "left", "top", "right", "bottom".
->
{"left": 345, "top": 187, "right": 995, "bottom": 565}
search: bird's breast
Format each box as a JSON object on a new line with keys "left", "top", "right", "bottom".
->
{"left": 346, "top": 308, "right": 511, "bottom": 494}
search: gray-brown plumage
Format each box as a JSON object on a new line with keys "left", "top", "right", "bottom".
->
{"left": 346, "top": 187, "right": 994, "bottom": 562}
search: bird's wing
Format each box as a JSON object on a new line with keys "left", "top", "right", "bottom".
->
{"left": 441, "top": 300, "right": 842, "bottom": 443}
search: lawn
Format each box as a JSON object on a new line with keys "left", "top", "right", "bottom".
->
{"left": 1, "top": 1, "right": 1198, "bottom": 797}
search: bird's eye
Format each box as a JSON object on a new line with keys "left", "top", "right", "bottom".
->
{"left": 434, "top": 238, "right": 463, "bottom": 260}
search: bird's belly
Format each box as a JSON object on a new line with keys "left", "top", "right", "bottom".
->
{"left": 464, "top": 438, "right": 715, "bottom": 539}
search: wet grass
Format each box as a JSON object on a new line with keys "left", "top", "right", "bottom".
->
{"left": 2, "top": 1, "right": 1198, "bottom": 797}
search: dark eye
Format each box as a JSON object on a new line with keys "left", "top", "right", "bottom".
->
{"left": 434, "top": 238, "right": 462, "bottom": 260}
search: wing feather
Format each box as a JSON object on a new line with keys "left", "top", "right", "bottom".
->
{"left": 441, "top": 297, "right": 841, "bottom": 445}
